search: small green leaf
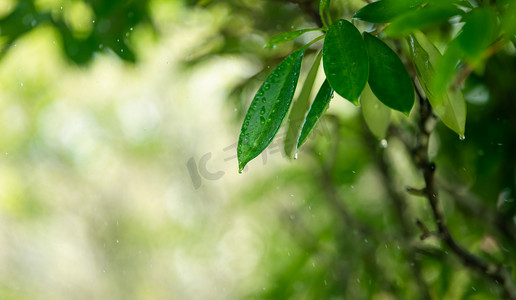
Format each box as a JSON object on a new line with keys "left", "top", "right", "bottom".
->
{"left": 284, "top": 51, "right": 322, "bottom": 158}
{"left": 238, "top": 45, "right": 308, "bottom": 172}
{"left": 323, "top": 19, "right": 368, "bottom": 105}
{"left": 455, "top": 8, "right": 498, "bottom": 61}
{"left": 432, "top": 8, "right": 497, "bottom": 95}
{"left": 364, "top": 32, "right": 414, "bottom": 115}
{"left": 265, "top": 28, "right": 323, "bottom": 48}
{"left": 386, "top": 3, "right": 464, "bottom": 37}
{"left": 297, "top": 79, "right": 334, "bottom": 151}
{"left": 408, "top": 32, "right": 466, "bottom": 136}
{"left": 361, "top": 83, "right": 391, "bottom": 139}
{"left": 353, "top": 0, "right": 424, "bottom": 23}
{"left": 501, "top": 0, "right": 516, "bottom": 36}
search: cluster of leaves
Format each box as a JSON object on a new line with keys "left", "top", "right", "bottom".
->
{"left": 0, "top": 0, "right": 152, "bottom": 64}
{"left": 237, "top": 0, "right": 516, "bottom": 171}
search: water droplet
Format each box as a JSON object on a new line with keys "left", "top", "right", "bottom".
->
{"left": 264, "top": 83, "right": 270, "bottom": 91}
{"left": 20, "top": 82, "right": 23, "bottom": 87}
{"left": 260, "top": 116, "right": 265, "bottom": 125}
{"left": 380, "top": 139, "right": 388, "bottom": 148}
{"left": 459, "top": 135, "right": 465, "bottom": 141}
{"left": 294, "top": 152, "right": 298, "bottom": 159}
{"left": 92, "top": 20, "right": 95, "bottom": 23}
{"left": 116, "top": 240, "right": 119, "bottom": 243}
{"left": 260, "top": 106, "right": 266, "bottom": 115}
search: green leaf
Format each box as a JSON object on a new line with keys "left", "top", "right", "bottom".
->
{"left": 364, "top": 32, "right": 414, "bottom": 115}
{"left": 386, "top": 3, "right": 464, "bottom": 37}
{"left": 296, "top": 79, "right": 334, "bottom": 152}
{"left": 432, "top": 8, "right": 497, "bottom": 95}
{"left": 353, "top": 0, "right": 424, "bottom": 23}
{"left": 238, "top": 45, "right": 308, "bottom": 172}
{"left": 455, "top": 8, "right": 498, "bottom": 61}
{"left": 501, "top": 0, "right": 516, "bottom": 36}
{"left": 361, "top": 83, "right": 391, "bottom": 139}
{"left": 408, "top": 32, "right": 466, "bottom": 136}
{"left": 265, "top": 28, "right": 323, "bottom": 48}
{"left": 284, "top": 51, "right": 322, "bottom": 158}
{"left": 323, "top": 19, "right": 368, "bottom": 105}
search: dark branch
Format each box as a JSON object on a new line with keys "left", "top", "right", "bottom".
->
{"left": 412, "top": 87, "right": 516, "bottom": 299}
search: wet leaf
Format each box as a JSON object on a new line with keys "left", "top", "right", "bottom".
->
{"left": 265, "top": 28, "right": 323, "bottom": 48}
{"left": 238, "top": 45, "right": 308, "bottom": 172}
{"left": 408, "top": 31, "right": 466, "bottom": 136}
{"left": 364, "top": 32, "right": 414, "bottom": 115}
{"left": 284, "top": 51, "right": 322, "bottom": 158}
{"left": 297, "top": 79, "right": 334, "bottom": 151}
{"left": 361, "top": 83, "right": 391, "bottom": 139}
{"left": 353, "top": 0, "right": 424, "bottom": 23}
{"left": 386, "top": 3, "right": 464, "bottom": 37}
{"left": 323, "top": 19, "right": 368, "bottom": 105}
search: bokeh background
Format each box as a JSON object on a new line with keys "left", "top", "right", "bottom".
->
{"left": 1, "top": 0, "right": 516, "bottom": 299}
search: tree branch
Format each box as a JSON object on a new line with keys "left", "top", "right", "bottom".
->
{"left": 412, "top": 87, "right": 516, "bottom": 299}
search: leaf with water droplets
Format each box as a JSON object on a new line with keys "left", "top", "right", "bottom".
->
{"left": 323, "top": 19, "right": 368, "bottom": 105}
{"left": 364, "top": 32, "right": 414, "bottom": 115}
{"left": 265, "top": 28, "right": 323, "bottom": 48}
{"left": 361, "top": 83, "right": 391, "bottom": 139}
{"left": 284, "top": 51, "right": 322, "bottom": 158}
{"left": 238, "top": 45, "right": 308, "bottom": 172}
{"left": 353, "top": 0, "right": 424, "bottom": 23}
{"left": 408, "top": 31, "right": 466, "bottom": 136}
{"left": 296, "top": 79, "right": 334, "bottom": 151}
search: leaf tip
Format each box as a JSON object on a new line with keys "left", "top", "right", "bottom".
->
{"left": 238, "top": 160, "right": 246, "bottom": 174}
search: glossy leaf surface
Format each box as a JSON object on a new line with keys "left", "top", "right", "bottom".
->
{"left": 386, "top": 3, "right": 463, "bottom": 37}
{"left": 408, "top": 32, "right": 466, "bottom": 136}
{"left": 284, "top": 51, "right": 322, "bottom": 158}
{"left": 364, "top": 33, "right": 414, "bottom": 115}
{"left": 265, "top": 28, "right": 323, "bottom": 48}
{"left": 297, "top": 80, "right": 334, "bottom": 151}
{"left": 238, "top": 46, "right": 308, "bottom": 172}
{"left": 361, "top": 83, "right": 391, "bottom": 139}
{"left": 323, "top": 19, "right": 368, "bottom": 105}
{"left": 353, "top": 0, "right": 424, "bottom": 23}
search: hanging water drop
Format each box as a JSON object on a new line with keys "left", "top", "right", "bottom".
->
{"left": 459, "top": 135, "right": 465, "bottom": 141}
{"left": 380, "top": 139, "right": 388, "bottom": 148}
{"left": 294, "top": 152, "right": 298, "bottom": 159}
